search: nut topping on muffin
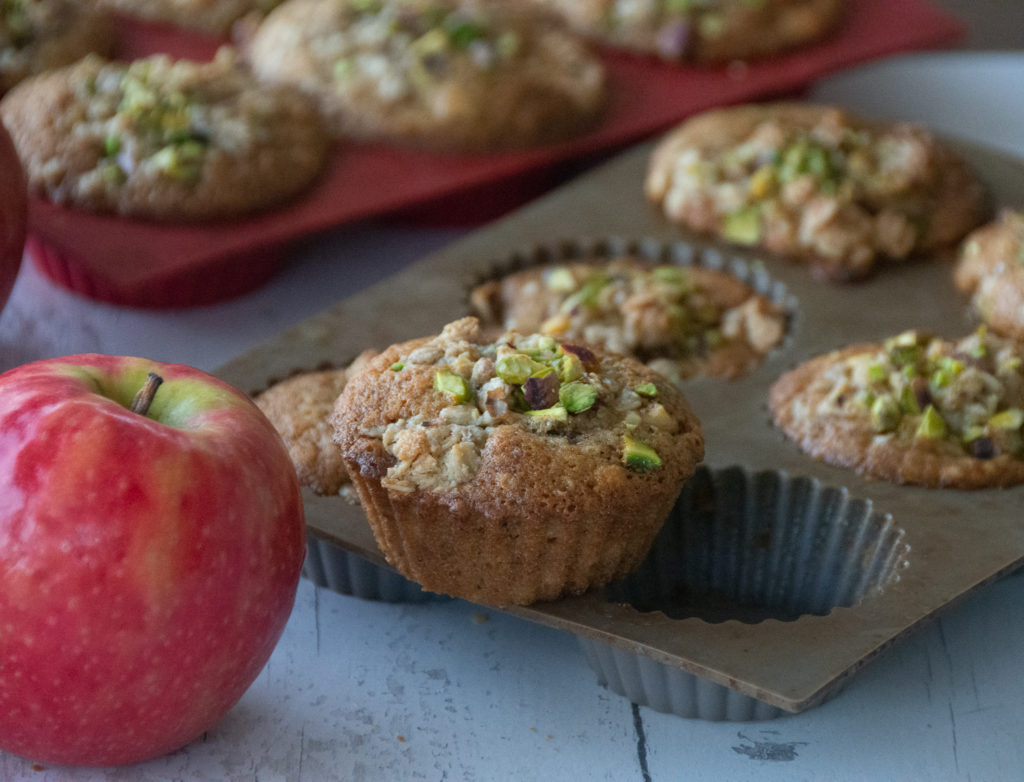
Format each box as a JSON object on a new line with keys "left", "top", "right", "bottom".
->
{"left": 647, "top": 103, "right": 989, "bottom": 282}
{"left": 770, "top": 327, "right": 1024, "bottom": 488}
{"left": 471, "top": 256, "right": 786, "bottom": 382}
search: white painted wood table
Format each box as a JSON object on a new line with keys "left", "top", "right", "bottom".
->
{"left": 3, "top": 44, "right": 1024, "bottom": 782}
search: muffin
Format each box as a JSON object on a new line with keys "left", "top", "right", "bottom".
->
{"left": 95, "top": 0, "right": 283, "bottom": 36}
{"left": 0, "top": 49, "right": 330, "bottom": 221}
{"left": 471, "top": 255, "right": 786, "bottom": 383}
{"left": 241, "top": 0, "right": 607, "bottom": 152}
{"left": 254, "top": 351, "right": 377, "bottom": 499}
{"left": 646, "top": 103, "right": 989, "bottom": 282}
{"left": 529, "top": 0, "right": 845, "bottom": 63}
{"left": 954, "top": 209, "right": 1024, "bottom": 340}
{"left": 331, "top": 317, "right": 704, "bottom": 606}
{"left": 0, "top": 0, "right": 115, "bottom": 94}
{"left": 770, "top": 327, "right": 1024, "bottom": 488}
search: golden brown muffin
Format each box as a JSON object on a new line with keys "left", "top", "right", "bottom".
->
{"left": 646, "top": 103, "right": 990, "bottom": 282}
{"left": 769, "top": 328, "right": 1024, "bottom": 488}
{"left": 241, "top": 0, "right": 606, "bottom": 152}
{"left": 471, "top": 256, "right": 786, "bottom": 383}
{"left": 96, "top": 0, "right": 283, "bottom": 36}
{"left": 254, "top": 351, "right": 377, "bottom": 497}
{"left": 530, "top": 0, "right": 846, "bottom": 63}
{"left": 332, "top": 317, "right": 704, "bottom": 606}
{"left": 954, "top": 209, "right": 1024, "bottom": 340}
{"left": 0, "top": 0, "right": 115, "bottom": 94}
{"left": 0, "top": 49, "right": 330, "bottom": 221}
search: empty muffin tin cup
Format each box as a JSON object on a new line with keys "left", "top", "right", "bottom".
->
{"left": 578, "top": 465, "right": 908, "bottom": 721}
{"left": 302, "top": 534, "right": 445, "bottom": 604}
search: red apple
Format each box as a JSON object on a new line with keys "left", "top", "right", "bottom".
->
{"left": 0, "top": 355, "right": 305, "bottom": 767}
{"left": 0, "top": 118, "right": 26, "bottom": 314}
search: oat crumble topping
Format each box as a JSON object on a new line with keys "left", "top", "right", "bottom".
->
{"left": 364, "top": 318, "right": 678, "bottom": 492}
{"left": 818, "top": 328, "right": 1024, "bottom": 459}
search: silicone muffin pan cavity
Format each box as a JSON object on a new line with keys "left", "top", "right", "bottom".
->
{"left": 217, "top": 135, "right": 1024, "bottom": 720}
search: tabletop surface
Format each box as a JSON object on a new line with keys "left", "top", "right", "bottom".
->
{"left": 2, "top": 2, "right": 1024, "bottom": 780}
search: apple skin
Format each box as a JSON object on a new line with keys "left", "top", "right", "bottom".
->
{"left": 0, "top": 118, "right": 26, "bottom": 314}
{"left": 0, "top": 355, "right": 306, "bottom": 767}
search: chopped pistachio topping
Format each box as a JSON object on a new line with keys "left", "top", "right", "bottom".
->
{"left": 559, "top": 381, "right": 598, "bottom": 413}
{"left": 827, "top": 327, "right": 1024, "bottom": 458}
{"left": 634, "top": 382, "right": 658, "bottom": 398}
{"left": 390, "top": 361, "right": 405, "bottom": 371}
{"left": 722, "top": 205, "right": 761, "bottom": 245}
{"left": 916, "top": 405, "right": 947, "bottom": 439}
{"left": 623, "top": 436, "right": 661, "bottom": 472}
{"left": 433, "top": 368, "right": 472, "bottom": 403}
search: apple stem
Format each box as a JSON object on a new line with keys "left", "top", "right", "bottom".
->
{"left": 130, "top": 372, "right": 164, "bottom": 417}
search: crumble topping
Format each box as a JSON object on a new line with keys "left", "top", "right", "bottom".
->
{"left": 818, "top": 328, "right": 1024, "bottom": 459}
{"left": 364, "top": 318, "right": 679, "bottom": 492}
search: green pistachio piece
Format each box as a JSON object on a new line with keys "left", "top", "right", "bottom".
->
{"left": 495, "top": 354, "right": 534, "bottom": 384}
{"left": 557, "top": 352, "right": 584, "bottom": 383}
{"left": 899, "top": 384, "right": 921, "bottom": 415}
{"left": 559, "top": 382, "right": 597, "bottom": 414}
{"left": 623, "top": 436, "right": 662, "bottom": 472}
{"left": 524, "top": 404, "right": 569, "bottom": 422}
{"left": 104, "top": 134, "right": 122, "bottom": 157}
{"left": 867, "top": 363, "right": 887, "bottom": 383}
{"left": 870, "top": 396, "right": 901, "bottom": 433}
{"left": 722, "top": 206, "right": 761, "bottom": 245}
{"left": 150, "top": 140, "right": 205, "bottom": 181}
{"left": 413, "top": 28, "right": 450, "bottom": 56}
{"left": 390, "top": 361, "right": 405, "bottom": 371}
{"left": 634, "top": 382, "right": 658, "bottom": 398}
{"left": 433, "top": 369, "right": 472, "bottom": 403}
{"left": 916, "top": 405, "right": 947, "bottom": 439}
{"left": 560, "top": 273, "right": 611, "bottom": 313}
{"left": 651, "top": 266, "right": 690, "bottom": 289}
{"left": 989, "top": 408, "right": 1024, "bottom": 430}
{"left": 446, "top": 20, "right": 487, "bottom": 49}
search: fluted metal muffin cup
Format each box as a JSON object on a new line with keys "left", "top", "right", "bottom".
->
{"left": 578, "top": 465, "right": 908, "bottom": 720}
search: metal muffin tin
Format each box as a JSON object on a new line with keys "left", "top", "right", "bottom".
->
{"left": 217, "top": 136, "right": 1024, "bottom": 719}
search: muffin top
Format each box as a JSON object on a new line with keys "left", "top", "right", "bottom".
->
{"left": 242, "top": 0, "right": 606, "bottom": 151}
{"left": 332, "top": 317, "right": 704, "bottom": 495}
{"left": 529, "top": 0, "right": 846, "bottom": 63}
{"left": 647, "top": 103, "right": 989, "bottom": 282}
{"left": 954, "top": 209, "right": 1024, "bottom": 340}
{"left": 770, "top": 327, "right": 1024, "bottom": 488}
{"left": 0, "top": 49, "right": 330, "bottom": 220}
{"left": 471, "top": 256, "right": 786, "bottom": 382}
{"left": 0, "top": 0, "right": 115, "bottom": 94}
{"left": 254, "top": 351, "right": 377, "bottom": 498}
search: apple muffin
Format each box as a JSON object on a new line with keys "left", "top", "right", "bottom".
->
{"left": 529, "top": 0, "right": 846, "bottom": 63}
{"left": 769, "top": 327, "right": 1024, "bottom": 488}
{"left": 646, "top": 103, "right": 989, "bottom": 282}
{"left": 0, "top": 0, "right": 115, "bottom": 94}
{"left": 954, "top": 209, "right": 1024, "bottom": 341}
{"left": 0, "top": 49, "right": 330, "bottom": 221}
{"left": 470, "top": 256, "right": 786, "bottom": 383}
{"left": 332, "top": 317, "right": 704, "bottom": 606}
{"left": 241, "top": 0, "right": 607, "bottom": 152}
{"left": 254, "top": 351, "right": 377, "bottom": 498}
{"left": 95, "top": 0, "right": 283, "bottom": 36}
